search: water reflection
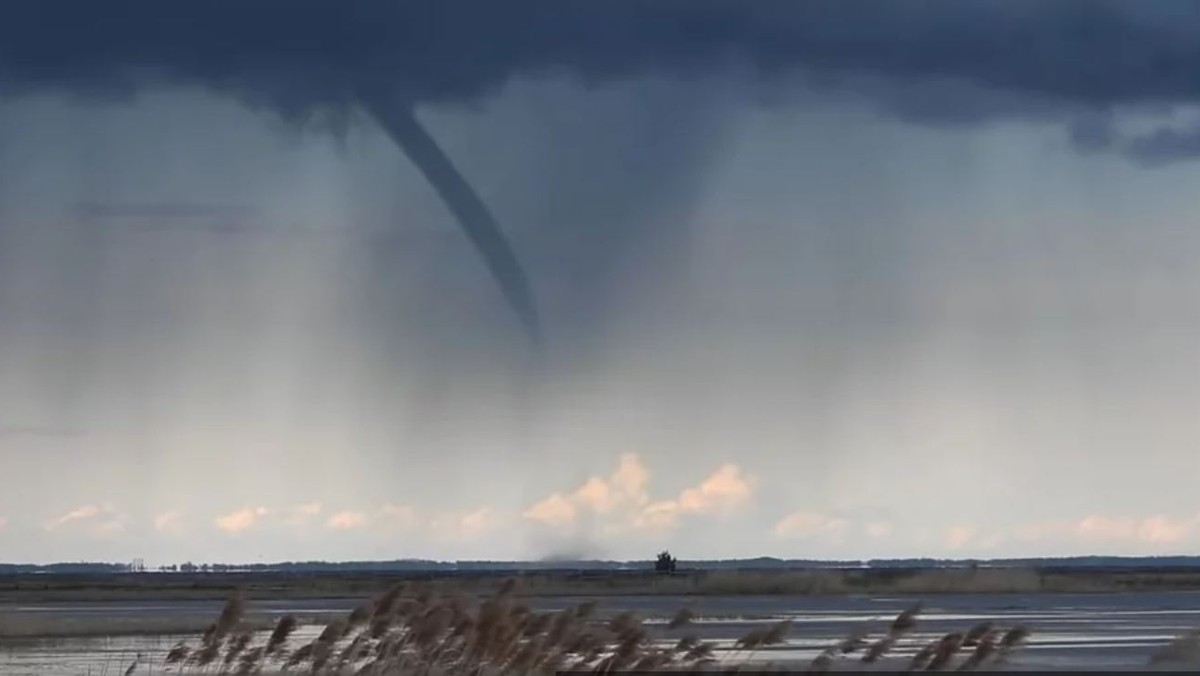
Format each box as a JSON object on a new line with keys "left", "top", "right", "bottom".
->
{"left": 2, "top": 594, "right": 1199, "bottom": 674}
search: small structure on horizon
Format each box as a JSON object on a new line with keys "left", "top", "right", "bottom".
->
{"left": 654, "top": 550, "right": 677, "bottom": 574}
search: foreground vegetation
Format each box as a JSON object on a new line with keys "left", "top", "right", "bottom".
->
{"left": 160, "top": 581, "right": 1036, "bottom": 674}
{"left": 7, "top": 574, "right": 1200, "bottom": 672}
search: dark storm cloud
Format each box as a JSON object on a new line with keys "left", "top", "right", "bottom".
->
{"left": 1124, "top": 127, "right": 1200, "bottom": 166}
{"left": 6, "top": 0, "right": 1200, "bottom": 346}
{"left": 1067, "top": 111, "right": 1118, "bottom": 154}
{"left": 2, "top": 1, "right": 1200, "bottom": 112}
{"left": 5, "top": 2, "right": 1200, "bottom": 167}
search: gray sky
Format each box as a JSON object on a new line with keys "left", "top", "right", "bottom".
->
{"left": 3, "top": 2, "right": 1200, "bottom": 564}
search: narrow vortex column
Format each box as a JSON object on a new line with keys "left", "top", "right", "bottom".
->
{"left": 358, "top": 90, "right": 543, "bottom": 348}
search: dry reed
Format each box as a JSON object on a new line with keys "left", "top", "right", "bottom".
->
{"left": 162, "top": 580, "right": 1042, "bottom": 674}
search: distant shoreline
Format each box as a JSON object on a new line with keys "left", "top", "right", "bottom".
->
{"left": 3, "top": 566, "right": 1200, "bottom": 605}
{"left": 8, "top": 554, "right": 1200, "bottom": 576}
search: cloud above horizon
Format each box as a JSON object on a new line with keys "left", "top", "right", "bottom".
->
{"left": 44, "top": 504, "right": 127, "bottom": 539}
{"left": 327, "top": 510, "right": 368, "bottom": 530}
{"left": 214, "top": 507, "right": 270, "bottom": 535}
{"left": 45, "top": 505, "right": 100, "bottom": 531}
{"left": 152, "top": 510, "right": 184, "bottom": 535}
{"left": 4, "top": 475, "right": 1200, "bottom": 563}
{"left": 523, "top": 453, "right": 754, "bottom": 537}
{"left": 11, "top": 499, "right": 1200, "bottom": 564}
{"left": 1016, "top": 514, "right": 1200, "bottom": 548}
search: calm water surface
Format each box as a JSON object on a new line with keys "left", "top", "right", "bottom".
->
{"left": 3, "top": 592, "right": 1200, "bottom": 673}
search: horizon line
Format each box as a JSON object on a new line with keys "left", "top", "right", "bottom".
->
{"left": 5, "top": 553, "right": 1200, "bottom": 571}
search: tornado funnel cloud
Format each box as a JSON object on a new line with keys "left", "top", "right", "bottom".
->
{"left": 360, "top": 93, "right": 542, "bottom": 347}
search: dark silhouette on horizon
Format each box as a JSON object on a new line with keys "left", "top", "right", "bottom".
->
{"left": 655, "top": 550, "right": 678, "bottom": 574}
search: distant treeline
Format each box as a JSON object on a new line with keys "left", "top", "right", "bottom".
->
{"left": 0, "top": 562, "right": 128, "bottom": 574}
{"left": 4, "top": 555, "right": 1200, "bottom": 575}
